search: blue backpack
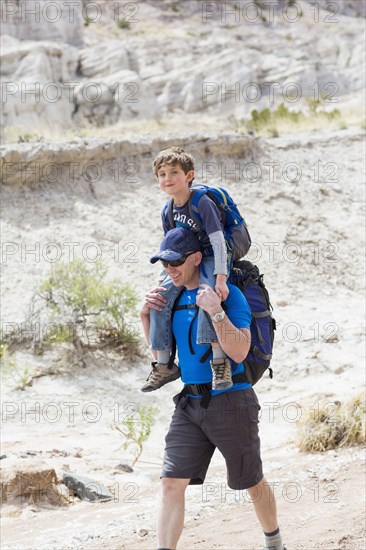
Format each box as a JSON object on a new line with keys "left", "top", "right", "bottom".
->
{"left": 164, "top": 184, "right": 251, "bottom": 260}
{"left": 228, "top": 260, "right": 276, "bottom": 385}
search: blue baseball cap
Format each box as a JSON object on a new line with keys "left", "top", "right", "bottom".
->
{"left": 150, "top": 227, "right": 201, "bottom": 264}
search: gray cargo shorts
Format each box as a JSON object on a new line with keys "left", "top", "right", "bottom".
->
{"left": 161, "top": 387, "right": 263, "bottom": 490}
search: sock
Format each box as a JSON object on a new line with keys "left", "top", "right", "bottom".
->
{"left": 212, "top": 345, "right": 226, "bottom": 360}
{"left": 264, "top": 527, "right": 284, "bottom": 550}
{"left": 157, "top": 350, "right": 171, "bottom": 365}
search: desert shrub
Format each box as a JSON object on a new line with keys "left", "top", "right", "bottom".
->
{"left": 247, "top": 101, "right": 341, "bottom": 136}
{"left": 39, "top": 259, "right": 138, "bottom": 348}
{"left": 296, "top": 395, "right": 366, "bottom": 452}
{"left": 0, "top": 341, "right": 32, "bottom": 390}
{"left": 113, "top": 404, "right": 159, "bottom": 466}
{"left": 117, "top": 18, "right": 131, "bottom": 29}
{"left": 17, "top": 133, "right": 43, "bottom": 143}
{"left": 5, "top": 259, "right": 140, "bottom": 360}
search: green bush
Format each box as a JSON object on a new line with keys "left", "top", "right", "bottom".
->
{"left": 117, "top": 18, "right": 131, "bottom": 29}
{"left": 114, "top": 404, "right": 159, "bottom": 466}
{"left": 17, "top": 133, "right": 43, "bottom": 143}
{"left": 36, "top": 259, "right": 139, "bottom": 353}
{"left": 0, "top": 342, "right": 32, "bottom": 390}
{"left": 247, "top": 101, "right": 341, "bottom": 136}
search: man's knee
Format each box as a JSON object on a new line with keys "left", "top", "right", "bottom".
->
{"left": 247, "top": 476, "right": 266, "bottom": 500}
{"left": 160, "top": 477, "right": 189, "bottom": 496}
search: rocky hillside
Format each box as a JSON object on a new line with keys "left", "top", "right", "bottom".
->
{"left": 1, "top": 0, "right": 365, "bottom": 140}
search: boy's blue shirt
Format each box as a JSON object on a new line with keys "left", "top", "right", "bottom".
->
{"left": 162, "top": 194, "right": 223, "bottom": 251}
{"left": 172, "top": 283, "right": 252, "bottom": 395}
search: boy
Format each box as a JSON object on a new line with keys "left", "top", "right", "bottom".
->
{"left": 141, "top": 146, "right": 233, "bottom": 392}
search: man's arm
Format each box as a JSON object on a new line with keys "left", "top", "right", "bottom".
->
{"left": 196, "top": 284, "right": 250, "bottom": 364}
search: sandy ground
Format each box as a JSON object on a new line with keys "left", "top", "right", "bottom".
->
{"left": 1, "top": 128, "right": 365, "bottom": 549}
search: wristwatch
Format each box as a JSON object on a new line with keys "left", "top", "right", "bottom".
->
{"left": 211, "top": 310, "right": 226, "bottom": 323}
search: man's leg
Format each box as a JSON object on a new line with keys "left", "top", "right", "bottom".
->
{"left": 247, "top": 477, "right": 284, "bottom": 549}
{"left": 247, "top": 477, "right": 278, "bottom": 531}
{"left": 157, "top": 477, "right": 190, "bottom": 550}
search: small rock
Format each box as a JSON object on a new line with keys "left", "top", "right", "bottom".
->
{"left": 0, "top": 455, "right": 7, "bottom": 460}
{"left": 114, "top": 463, "right": 134, "bottom": 473}
{"left": 324, "top": 334, "right": 340, "bottom": 343}
{"left": 138, "top": 529, "right": 149, "bottom": 537}
{"left": 276, "top": 300, "right": 288, "bottom": 307}
{"left": 62, "top": 472, "right": 114, "bottom": 502}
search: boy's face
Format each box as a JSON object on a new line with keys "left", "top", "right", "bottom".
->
{"left": 157, "top": 163, "right": 194, "bottom": 196}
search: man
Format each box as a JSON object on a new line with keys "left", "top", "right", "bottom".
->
{"left": 140, "top": 227, "right": 286, "bottom": 550}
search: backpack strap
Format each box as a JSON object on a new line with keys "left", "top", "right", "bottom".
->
{"left": 166, "top": 198, "right": 175, "bottom": 229}
{"left": 166, "top": 289, "right": 184, "bottom": 369}
{"left": 173, "top": 303, "right": 198, "bottom": 355}
{"left": 187, "top": 188, "right": 206, "bottom": 232}
{"left": 205, "top": 189, "right": 227, "bottom": 226}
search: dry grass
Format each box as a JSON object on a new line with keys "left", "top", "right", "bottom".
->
{"left": 296, "top": 394, "right": 366, "bottom": 453}
{"left": 2, "top": 102, "right": 365, "bottom": 145}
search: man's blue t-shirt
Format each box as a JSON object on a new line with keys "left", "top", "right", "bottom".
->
{"left": 172, "top": 284, "right": 252, "bottom": 395}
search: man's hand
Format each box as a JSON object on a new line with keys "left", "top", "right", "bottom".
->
{"left": 196, "top": 284, "right": 223, "bottom": 317}
{"left": 140, "top": 286, "right": 167, "bottom": 317}
{"left": 215, "top": 274, "right": 229, "bottom": 301}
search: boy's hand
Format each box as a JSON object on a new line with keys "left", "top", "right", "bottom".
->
{"left": 140, "top": 287, "right": 167, "bottom": 317}
{"left": 197, "top": 284, "right": 222, "bottom": 316}
{"left": 215, "top": 274, "right": 229, "bottom": 301}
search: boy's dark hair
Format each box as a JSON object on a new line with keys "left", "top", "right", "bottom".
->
{"left": 153, "top": 146, "right": 195, "bottom": 186}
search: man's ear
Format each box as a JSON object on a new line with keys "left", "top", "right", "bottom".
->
{"left": 193, "top": 251, "right": 202, "bottom": 266}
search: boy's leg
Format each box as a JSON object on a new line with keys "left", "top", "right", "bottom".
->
{"left": 196, "top": 255, "right": 232, "bottom": 390}
{"left": 150, "top": 274, "right": 181, "bottom": 352}
{"left": 141, "top": 276, "right": 182, "bottom": 393}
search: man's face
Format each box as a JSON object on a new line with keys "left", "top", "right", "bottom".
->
{"left": 163, "top": 252, "right": 202, "bottom": 289}
{"left": 157, "top": 163, "right": 194, "bottom": 196}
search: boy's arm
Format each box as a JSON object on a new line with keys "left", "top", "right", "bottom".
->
{"left": 197, "top": 196, "right": 229, "bottom": 300}
{"left": 208, "top": 230, "right": 228, "bottom": 277}
{"left": 197, "top": 196, "right": 227, "bottom": 276}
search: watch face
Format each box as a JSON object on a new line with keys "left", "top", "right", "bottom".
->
{"left": 213, "top": 311, "right": 225, "bottom": 322}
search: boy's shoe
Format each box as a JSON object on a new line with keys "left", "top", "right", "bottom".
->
{"left": 141, "top": 362, "right": 181, "bottom": 392}
{"left": 210, "top": 358, "right": 233, "bottom": 390}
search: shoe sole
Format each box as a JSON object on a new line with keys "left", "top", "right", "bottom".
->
{"left": 141, "top": 370, "right": 181, "bottom": 392}
{"left": 212, "top": 382, "right": 233, "bottom": 391}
